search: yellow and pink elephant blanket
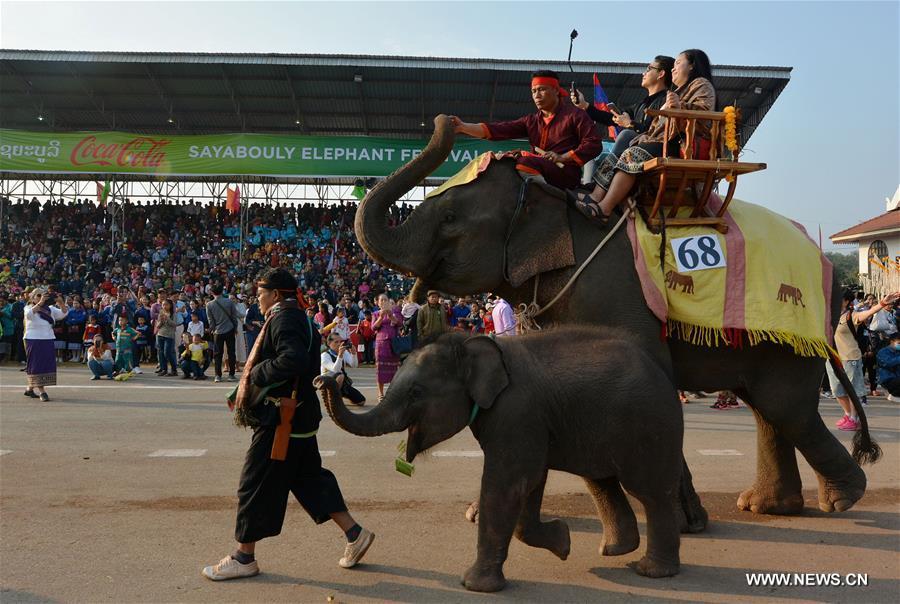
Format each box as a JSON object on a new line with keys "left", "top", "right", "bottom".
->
{"left": 627, "top": 195, "right": 836, "bottom": 358}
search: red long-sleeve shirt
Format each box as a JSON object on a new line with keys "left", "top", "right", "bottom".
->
{"left": 480, "top": 102, "right": 603, "bottom": 168}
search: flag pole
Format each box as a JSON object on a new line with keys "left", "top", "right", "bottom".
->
{"left": 566, "top": 29, "right": 578, "bottom": 96}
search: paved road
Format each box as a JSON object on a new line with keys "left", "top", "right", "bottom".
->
{"left": 1, "top": 365, "right": 898, "bottom": 603}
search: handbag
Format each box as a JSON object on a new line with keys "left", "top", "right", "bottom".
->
{"left": 390, "top": 334, "right": 413, "bottom": 356}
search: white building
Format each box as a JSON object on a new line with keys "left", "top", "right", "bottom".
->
{"left": 830, "top": 185, "right": 900, "bottom": 274}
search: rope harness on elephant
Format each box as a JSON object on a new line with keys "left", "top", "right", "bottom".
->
{"left": 514, "top": 197, "right": 637, "bottom": 332}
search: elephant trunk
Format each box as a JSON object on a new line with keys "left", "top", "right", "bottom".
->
{"left": 314, "top": 375, "right": 406, "bottom": 437}
{"left": 354, "top": 114, "right": 456, "bottom": 276}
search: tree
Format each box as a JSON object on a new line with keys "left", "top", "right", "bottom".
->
{"left": 825, "top": 251, "right": 859, "bottom": 288}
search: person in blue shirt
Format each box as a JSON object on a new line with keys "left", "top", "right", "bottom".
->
{"left": 64, "top": 300, "right": 87, "bottom": 363}
{"left": 876, "top": 332, "right": 900, "bottom": 401}
{"left": 450, "top": 298, "right": 470, "bottom": 328}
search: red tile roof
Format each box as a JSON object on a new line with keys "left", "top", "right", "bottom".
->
{"left": 830, "top": 209, "right": 900, "bottom": 242}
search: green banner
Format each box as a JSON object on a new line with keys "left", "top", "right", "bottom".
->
{"left": 0, "top": 129, "right": 534, "bottom": 179}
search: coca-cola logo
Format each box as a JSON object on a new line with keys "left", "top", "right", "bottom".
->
{"left": 70, "top": 135, "right": 171, "bottom": 168}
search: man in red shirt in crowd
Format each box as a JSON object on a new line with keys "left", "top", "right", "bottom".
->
{"left": 450, "top": 70, "right": 602, "bottom": 190}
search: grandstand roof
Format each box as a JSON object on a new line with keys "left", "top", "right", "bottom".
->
{"left": 1, "top": 50, "right": 790, "bottom": 143}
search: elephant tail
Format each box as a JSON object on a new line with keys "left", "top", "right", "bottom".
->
{"left": 828, "top": 355, "right": 882, "bottom": 464}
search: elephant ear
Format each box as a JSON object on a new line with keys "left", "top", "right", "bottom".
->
{"left": 462, "top": 336, "right": 510, "bottom": 410}
{"left": 505, "top": 181, "right": 576, "bottom": 288}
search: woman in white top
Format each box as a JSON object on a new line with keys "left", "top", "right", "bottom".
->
{"left": 320, "top": 331, "right": 365, "bottom": 406}
{"left": 24, "top": 288, "right": 69, "bottom": 401}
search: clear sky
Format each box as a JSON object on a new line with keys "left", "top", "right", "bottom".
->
{"left": 1, "top": 0, "right": 898, "bottom": 251}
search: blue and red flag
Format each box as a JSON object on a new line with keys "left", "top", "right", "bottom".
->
{"left": 593, "top": 73, "right": 619, "bottom": 139}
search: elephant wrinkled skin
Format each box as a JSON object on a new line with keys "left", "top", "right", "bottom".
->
{"left": 353, "top": 114, "right": 879, "bottom": 522}
{"left": 316, "top": 327, "right": 684, "bottom": 592}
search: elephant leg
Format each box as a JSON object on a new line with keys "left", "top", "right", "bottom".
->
{"left": 676, "top": 457, "right": 708, "bottom": 533}
{"left": 627, "top": 492, "right": 681, "bottom": 578}
{"left": 462, "top": 463, "right": 538, "bottom": 593}
{"left": 747, "top": 379, "right": 866, "bottom": 513}
{"left": 737, "top": 405, "right": 805, "bottom": 514}
{"left": 514, "top": 472, "right": 571, "bottom": 560}
{"left": 583, "top": 476, "right": 639, "bottom": 556}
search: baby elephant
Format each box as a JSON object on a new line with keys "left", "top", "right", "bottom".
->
{"left": 315, "top": 326, "right": 683, "bottom": 592}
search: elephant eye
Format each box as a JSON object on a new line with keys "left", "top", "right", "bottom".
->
{"left": 442, "top": 212, "right": 455, "bottom": 224}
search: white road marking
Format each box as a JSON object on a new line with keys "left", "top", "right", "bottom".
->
{"left": 320, "top": 450, "right": 336, "bottom": 457}
{"left": 0, "top": 450, "right": 12, "bottom": 456}
{"left": 0, "top": 384, "right": 233, "bottom": 390}
{"left": 148, "top": 449, "right": 207, "bottom": 457}
{"left": 697, "top": 449, "right": 743, "bottom": 456}
{"left": 431, "top": 451, "right": 483, "bottom": 458}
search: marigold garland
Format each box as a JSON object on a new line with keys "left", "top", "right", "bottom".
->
{"left": 723, "top": 105, "right": 740, "bottom": 156}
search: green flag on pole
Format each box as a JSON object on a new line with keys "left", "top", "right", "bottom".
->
{"left": 351, "top": 184, "right": 366, "bottom": 200}
{"left": 97, "top": 180, "right": 111, "bottom": 206}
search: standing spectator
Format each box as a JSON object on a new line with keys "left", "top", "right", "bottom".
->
{"left": 244, "top": 295, "right": 263, "bottom": 353}
{"left": 0, "top": 293, "right": 14, "bottom": 362}
{"left": 23, "top": 289, "right": 69, "bottom": 401}
{"left": 826, "top": 291, "right": 899, "bottom": 430}
{"left": 357, "top": 310, "right": 375, "bottom": 365}
{"left": 481, "top": 306, "right": 495, "bottom": 335}
{"left": 329, "top": 307, "right": 351, "bottom": 342}
{"left": 65, "top": 300, "right": 87, "bottom": 363}
{"left": 187, "top": 312, "right": 206, "bottom": 339}
{"left": 321, "top": 332, "right": 365, "bottom": 406}
{"left": 112, "top": 316, "right": 139, "bottom": 375}
{"left": 372, "top": 293, "right": 402, "bottom": 402}
{"left": 416, "top": 290, "right": 448, "bottom": 347}
{"left": 155, "top": 299, "right": 179, "bottom": 376}
{"left": 134, "top": 315, "right": 151, "bottom": 364}
{"left": 450, "top": 297, "right": 470, "bottom": 327}
{"left": 86, "top": 334, "right": 114, "bottom": 380}
{"left": 876, "top": 332, "right": 900, "bottom": 402}
{"left": 82, "top": 314, "right": 103, "bottom": 359}
{"left": 12, "top": 291, "right": 27, "bottom": 365}
{"left": 206, "top": 284, "right": 239, "bottom": 383}
{"left": 491, "top": 297, "right": 517, "bottom": 337}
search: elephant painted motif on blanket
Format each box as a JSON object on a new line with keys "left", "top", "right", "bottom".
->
{"left": 665, "top": 270, "right": 695, "bottom": 294}
{"left": 777, "top": 283, "right": 807, "bottom": 307}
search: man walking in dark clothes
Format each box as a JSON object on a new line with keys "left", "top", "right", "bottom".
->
{"left": 206, "top": 284, "right": 238, "bottom": 383}
{"left": 202, "top": 268, "right": 374, "bottom": 581}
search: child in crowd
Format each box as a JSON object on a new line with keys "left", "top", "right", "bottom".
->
{"left": 112, "top": 315, "right": 139, "bottom": 375}
{"left": 180, "top": 333, "right": 209, "bottom": 380}
{"left": 83, "top": 315, "right": 103, "bottom": 363}
{"left": 135, "top": 315, "right": 151, "bottom": 364}
{"left": 186, "top": 311, "right": 205, "bottom": 339}
{"left": 358, "top": 310, "right": 375, "bottom": 365}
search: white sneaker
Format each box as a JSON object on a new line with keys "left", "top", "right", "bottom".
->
{"left": 132, "top": 367, "right": 143, "bottom": 374}
{"left": 201, "top": 555, "right": 259, "bottom": 581}
{"left": 339, "top": 528, "right": 374, "bottom": 568}
{"left": 214, "top": 376, "right": 222, "bottom": 383}
{"left": 888, "top": 394, "right": 899, "bottom": 403}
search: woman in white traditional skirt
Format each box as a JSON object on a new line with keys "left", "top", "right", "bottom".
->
{"left": 231, "top": 294, "right": 249, "bottom": 367}
{"left": 24, "top": 289, "right": 69, "bottom": 402}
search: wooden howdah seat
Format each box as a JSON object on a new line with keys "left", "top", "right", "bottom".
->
{"left": 633, "top": 108, "right": 767, "bottom": 234}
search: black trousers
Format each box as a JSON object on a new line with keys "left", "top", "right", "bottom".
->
{"left": 342, "top": 383, "right": 366, "bottom": 405}
{"left": 213, "top": 330, "right": 236, "bottom": 377}
{"left": 234, "top": 426, "right": 348, "bottom": 544}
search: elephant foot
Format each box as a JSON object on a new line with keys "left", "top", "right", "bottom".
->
{"left": 465, "top": 501, "right": 479, "bottom": 523}
{"left": 462, "top": 564, "right": 506, "bottom": 592}
{"left": 516, "top": 519, "right": 570, "bottom": 560}
{"left": 676, "top": 500, "right": 708, "bottom": 534}
{"left": 737, "top": 486, "right": 804, "bottom": 515}
{"left": 600, "top": 531, "right": 640, "bottom": 556}
{"left": 629, "top": 555, "right": 680, "bottom": 578}
{"left": 817, "top": 474, "right": 866, "bottom": 513}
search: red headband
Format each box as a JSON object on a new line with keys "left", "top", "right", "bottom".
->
{"left": 531, "top": 76, "right": 560, "bottom": 89}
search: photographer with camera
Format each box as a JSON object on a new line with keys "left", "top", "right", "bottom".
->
{"left": 23, "top": 288, "right": 69, "bottom": 401}
{"left": 321, "top": 332, "right": 366, "bottom": 407}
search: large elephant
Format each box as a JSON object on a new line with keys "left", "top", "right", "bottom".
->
{"left": 316, "top": 327, "right": 684, "bottom": 592}
{"left": 354, "top": 115, "right": 880, "bottom": 522}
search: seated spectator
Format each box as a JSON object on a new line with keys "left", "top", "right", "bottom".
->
{"left": 321, "top": 332, "right": 365, "bottom": 406}
{"left": 86, "top": 335, "right": 114, "bottom": 380}
{"left": 180, "top": 333, "right": 209, "bottom": 380}
{"left": 876, "top": 332, "right": 900, "bottom": 402}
